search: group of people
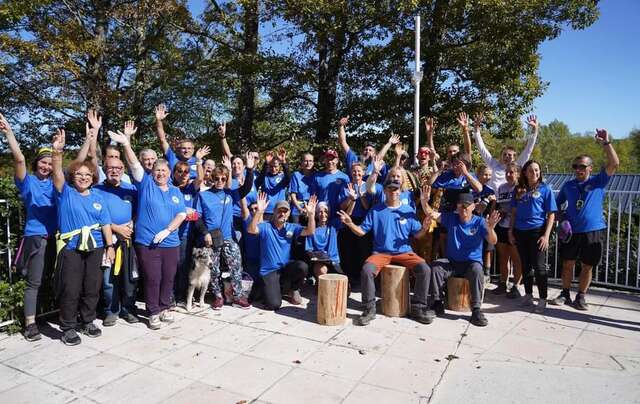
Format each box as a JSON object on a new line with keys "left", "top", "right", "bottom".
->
{"left": 0, "top": 105, "right": 619, "bottom": 345}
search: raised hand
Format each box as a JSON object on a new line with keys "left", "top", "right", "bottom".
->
{"left": 107, "top": 130, "right": 129, "bottom": 146}
{"left": 388, "top": 133, "right": 400, "bottom": 145}
{"left": 52, "top": 129, "right": 66, "bottom": 152}
{"left": 473, "top": 112, "right": 484, "bottom": 131}
{"left": 346, "top": 183, "right": 357, "bottom": 200}
{"left": 265, "top": 151, "right": 274, "bottom": 164}
{"left": 277, "top": 147, "right": 287, "bottom": 163}
{"left": 486, "top": 210, "right": 501, "bottom": 228}
{"left": 454, "top": 160, "right": 468, "bottom": 175}
{"left": 338, "top": 116, "right": 349, "bottom": 127}
{"left": 595, "top": 128, "right": 609, "bottom": 144}
{"left": 196, "top": 145, "right": 210, "bottom": 160}
{"left": 373, "top": 155, "right": 385, "bottom": 174}
{"left": 123, "top": 120, "right": 137, "bottom": 139}
{"left": 0, "top": 113, "right": 12, "bottom": 135}
{"left": 155, "top": 104, "right": 168, "bottom": 121}
{"left": 336, "top": 210, "right": 353, "bottom": 225}
{"left": 306, "top": 194, "right": 318, "bottom": 216}
{"left": 221, "top": 155, "right": 232, "bottom": 170}
{"left": 245, "top": 151, "right": 256, "bottom": 169}
{"left": 394, "top": 142, "right": 405, "bottom": 156}
{"left": 424, "top": 116, "right": 436, "bottom": 134}
{"left": 256, "top": 191, "right": 269, "bottom": 212}
{"left": 87, "top": 109, "right": 102, "bottom": 131}
{"left": 457, "top": 112, "right": 469, "bottom": 130}
{"left": 218, "top": 122, "right": 226, "bottom": 139}
{"left": 85, "top": 123, "right": 96, "bottom": 141}
{"left": 526, "top": 114, "right": 538, "bottom": 130}
{"left": 420, "top": 184, "right": 432, "bottom": 203}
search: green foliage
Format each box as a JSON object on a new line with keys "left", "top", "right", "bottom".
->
{"left": 0, "top": 278, "right": 25, "bottom": 334}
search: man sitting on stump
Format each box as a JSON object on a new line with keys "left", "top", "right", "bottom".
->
{"left": 338, "top": 178, "right": 434, "bottom": 326}
{"left": 425, "top": 191, "right": 500, "bottom": 327}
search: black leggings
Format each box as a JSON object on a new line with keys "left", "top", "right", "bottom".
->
{"left": 514, "top": 228, "right": 548, "bottom": 299}
{"left": 252, "top": 260, "right": 308, "bottom": 310}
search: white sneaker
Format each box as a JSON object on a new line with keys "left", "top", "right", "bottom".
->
{"left": 159, "top": 310, "right": 175, "bottom": 323}
{"left": 535, "top": 299, "right": 547, "bottom": 314}
{"left": 148, "top": 315, "right": 161, "bottom": 330}
{"left": 521, "top": 294, "right": 534, "bottom": 307}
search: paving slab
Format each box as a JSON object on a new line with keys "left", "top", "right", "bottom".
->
{"left": 161, "top": 381, "right": 249, "bottom": 403}
{"left": 245, "top": 333, "right": 323, "bottom": 366}
{"left": 301, "top": 344, "right": 382, "bottom": 380}
{"left": 3, "top": 340, "right": 98, "bottom": 376}
{"left": 195, "top": 323, "right": 273, "bottom": 352}
{"left": 0, "top": 363, "right": 37, "bottom": 392}
{"left": 362, "top": 354, "right": 447, "bottom": 396}
{"left": 0, "top": 378, "right": 78, "bottom": 404}
{"left": 106, "top": 332, "right": 191, "bottom": 364}
{"left": 260, "top": 368, "right": 356, "bottom": 404}
{"left": 148, "top": 342, "right": 238, "bottom": 380}
{"left": 343, "top": 383, "right": 426, "bottom": 404}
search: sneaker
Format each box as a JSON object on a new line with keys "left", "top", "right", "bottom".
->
{"left": 491, "top": 282, "right": 508, "bottom": 295}
{"left": 23, "top": 323, "right": 42, "bottom": 342}
{"left": 549, "top": 292, "right": 572, "bottom": 306}
{"left": 470, "top": 308, "right": 488, "bottom": 327}
{"left": 535, "top": 299, "right": 547, "bottom": 314}
{"left": 232, "top": 296, "right": 252, "bottom": 309}
{"left": 159, "top": 310, "right": 174, "bottom": 323}
{"left": 286, "top": 290, "right": 303, "bottom": 305}
{"left": 148, "top": 314, "right": 162, "bottom": 330}
{"left": 506, "top": 286, "right": 523, "bottom": 299}
{"left": 573, "top": 293, "right": 589, "bottom": 311}
{"left": 521, "top": 294, "right": 534, "bottom": 307}
{"left": 103, "top": 314, "right": 118, "bottom": 327}
{"left": 79, "top": 323, "right": 102, "bottom": 338}
{"left": 355, "top": 307, "right": 376, "bottom": 326}
{"left": 410, "top": 305, "right": 435, "bottom": 325}
{"left": 211, "top": 295, "right": 224, "bottom": 310}
{"left": 61, "top": 329, "right": 81, "bottom": 346}
{"left": 433, "top": 300, "right": 446, "bottom": 317}
{"left": 121, "top": 312, "right": 139, "bottom": 324}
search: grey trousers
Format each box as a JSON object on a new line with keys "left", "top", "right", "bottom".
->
{"left": 361, "top": 261, "right": 431, "bottom": 309}
{"left": 431, "top": 259, "right": 484, "bottom": 309}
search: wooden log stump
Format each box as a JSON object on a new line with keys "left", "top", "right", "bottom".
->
{"left": 447, "top": 277, "right": 471, "bottom": 312}
{"left": 317, "top": 274, "right": 348, "bottom": 326}
{"left": 381, "top": 265, "right": 409, "bottom": 317}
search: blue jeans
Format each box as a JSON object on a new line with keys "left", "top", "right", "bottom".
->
{"left": 102, "top": 265, "right": 137, "bottom": 317}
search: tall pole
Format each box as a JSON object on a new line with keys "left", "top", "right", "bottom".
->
{"left": 413, "top": 16, "right": 423, "bottom": 165}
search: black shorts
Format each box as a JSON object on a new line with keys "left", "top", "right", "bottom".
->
{"left": 560, "top": 229, "right": 605, "bottom": 267}
{"left": 496, "top": 226, "right": 511, "bottom": 245}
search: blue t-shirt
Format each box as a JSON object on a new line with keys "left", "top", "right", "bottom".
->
{"left": 134, "top": 174, "right": 186, "bottom": 247}
{"left": 176, "top": 182, "right": 199, "bottom": 240}
{"left": 511, "top": 182, "right": 557, "bottom": 230}
{"left": 441, "top": 213, "right": 488, "bottom": 264}
{"left": 305, "top": 225, "right": 340, "bottom": 263}
{"left": 360, "top": 203, "right": 421, "bottom": 254}
{"left": 197, "top": 188, "right": 235, "bottom": 241}
{"left": 345, "top": 149, "right": 387, "bottom": 182}
{"left": 556, "top": 170, "right": 610, "bottom": 233}
{"left": 433, "top": 170, "right": 475, "bottom": 212}
{"left": 257, "top": 222, "right": 303, "bottom": 276}
{"left": 242, "top": 216, "right": 260, "bottom": 266}
{"left": 231, "top": 174, "right": 258, "bottom": 218}
{"left": 373, "top": 188, "right": 417, "bottom": 212}
{"left": 312, "top": 171, "right": 350, "bottom": 215}
{"left": 338, "top": 181, "right": 374, "bottom": 219}
{"left": 261, "top": 172, "right": 288, "bottom": 214}
{"left": 93, "top": 181, "right": 137, "bottom": 225}
{"left": 15, "top": 174, "right": 57, "bottom": 237}
{"left": 165, "top": 148, "right": 198, "bottom": 179}
{"left": 290, "top": 171, "right": 314, "bottom": 215}
{"left": 55, "top": 184, "right": 111, "bottom": 250}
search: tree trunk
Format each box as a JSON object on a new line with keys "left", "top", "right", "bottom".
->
{"left": 238, "top": 0, "right": 259, "bottom": 149}
{"left": 421, "top": 0, "right": 450, "bottom": 117}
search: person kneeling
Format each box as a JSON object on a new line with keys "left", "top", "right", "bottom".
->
{"left": 426, "top": 192, "right": 500, "bottom": 327}
{"left": 338, "top": 179, "right": 434, "bottom": 326}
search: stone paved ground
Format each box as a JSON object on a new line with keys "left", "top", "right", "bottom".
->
{"left": 1, "top": 285, "right": 639, "bottom": 404}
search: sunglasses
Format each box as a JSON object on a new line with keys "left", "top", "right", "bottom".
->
{"left": 175, "top": 169, "right": 189, "bottom": 174}
{"left": 213, "top": 176, "right": 227, "bottom": 181}
{"left": 572, "top": 164, "right": 590, "bottom": 170}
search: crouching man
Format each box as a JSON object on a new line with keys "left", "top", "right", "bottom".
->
{"left": 425, "top": 192, "right": 500, "bottom": 327}
{"left": 338, "top": 178, "right": 435, "bottom": 326}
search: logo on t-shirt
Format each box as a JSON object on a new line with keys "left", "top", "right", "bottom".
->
{"left": 190, "top": 164, "right": 197, "bottom": 171}
{"left": 532, "top": 191, "right": 541, "bottom": 199}
{"left": 184, "top": 194, "right": 191, "bottom": 201}
{"left": 468, "top": 227, "right": 478, "bottom": 235}
{"left": 172, "top": 196, "right": 180, "bottom": 204}
{"left": 401, "top": 198, "right": 409, "bottom": 205}
{"left": 93, "top": 202, "right": 102, "bottom": 211}
{"left": 275, "top": 177, "right": 281, "bottom": 184}
{"left": 124, "top": 195, "right": 132, "bottom": 203}
{"left": 286, "top": 230, "right": 294, "bottom": 239}
{"left": 336, "top": 179, "right": 343, "bottom": 185}
{"left": 399, "top": 218, "right": 407, "bottom": 225}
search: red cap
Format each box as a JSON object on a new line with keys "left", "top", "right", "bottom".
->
{"left": 323, "top": 149, "right": 338, "bottom": 160}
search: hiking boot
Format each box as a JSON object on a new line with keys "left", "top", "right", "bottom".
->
{"left": 535, "top": 299, "right": 547, "bottom": 314}
{"left": 410, "top": 305, "right": 435, "bottom": 325}
{"left": 521, "top": 294, "right": 535, "bottom": 307}
{"left": 286, "top": 290, "right": 303, "bottom": 305}
{"left": 506, "top": 285, "right": 522, "bottom": 299}
{"left": 355, "top": 307, "right": 376, "bottom": 326}
{"left": 61, "top": 329, "right": 81, "bottom": 346}
{"left": 433, "top": 300, "right": 446, "bottom": 317}
{"left": 148, "top": 315, "right": 162, "bottom": 330}
{"left": 159, "top": 310, "right": 175, "bottom": 323}
{"left": 470, "top": 308, "right": 488, "bottom": 327}
{"left": 232, "top": 296, "right": 252, "bottom": 309}
{"left": 79, "top": 323, "right": 102, "bottom": 338}
{"left": 211, "top": 295, "right": 224, "bottom": 310}
{"left": 23, "top": 323, "right": 42, "bottom": 342}
{"left": 549, "top": 292, "right": 572, "bottom": 306}
{"left": 121, "top": 312, "right": 139, "bottom": 324}
{"left": 492, "top": 282, "right": 508, "bottom": 295}
{"left": 573, "top": 293, "right": 589, "bottom": 311}
{"left": 103, "top": 314, "right": 118, "bottom": 327}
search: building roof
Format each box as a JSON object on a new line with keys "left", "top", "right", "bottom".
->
{"left": 546, "top": 173, "right": 640, "bottom": 213}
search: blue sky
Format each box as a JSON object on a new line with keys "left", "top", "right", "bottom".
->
{"left": 533, "top": 0, "right": 640, "bottom": 138}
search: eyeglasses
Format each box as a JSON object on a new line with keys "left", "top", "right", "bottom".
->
{"left": 75, "top": 172, "right": 93, "bottom": 178}
{"left": 106, "top": 166, "right": 124, "bottom": 171}
{"left": 572, "top": 164, "right": 590, "bottom": 170}
{"left": 213, "top": 176, "right": 227, "bottom": 182}
{"left": 175, "top": 169, "right": 190, "bottom": 174}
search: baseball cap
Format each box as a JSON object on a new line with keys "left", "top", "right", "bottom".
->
{"left": 383, "top": 178, "right": 401, "bottom": 190}
{"left": 323, "top": 149, "right": 338, "bottom": 160}
{"left": 457, "top": 193, "right": 474, "bottom": 206}
{"left": 274, "top": 200, "right": 290, "bottom": 211}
